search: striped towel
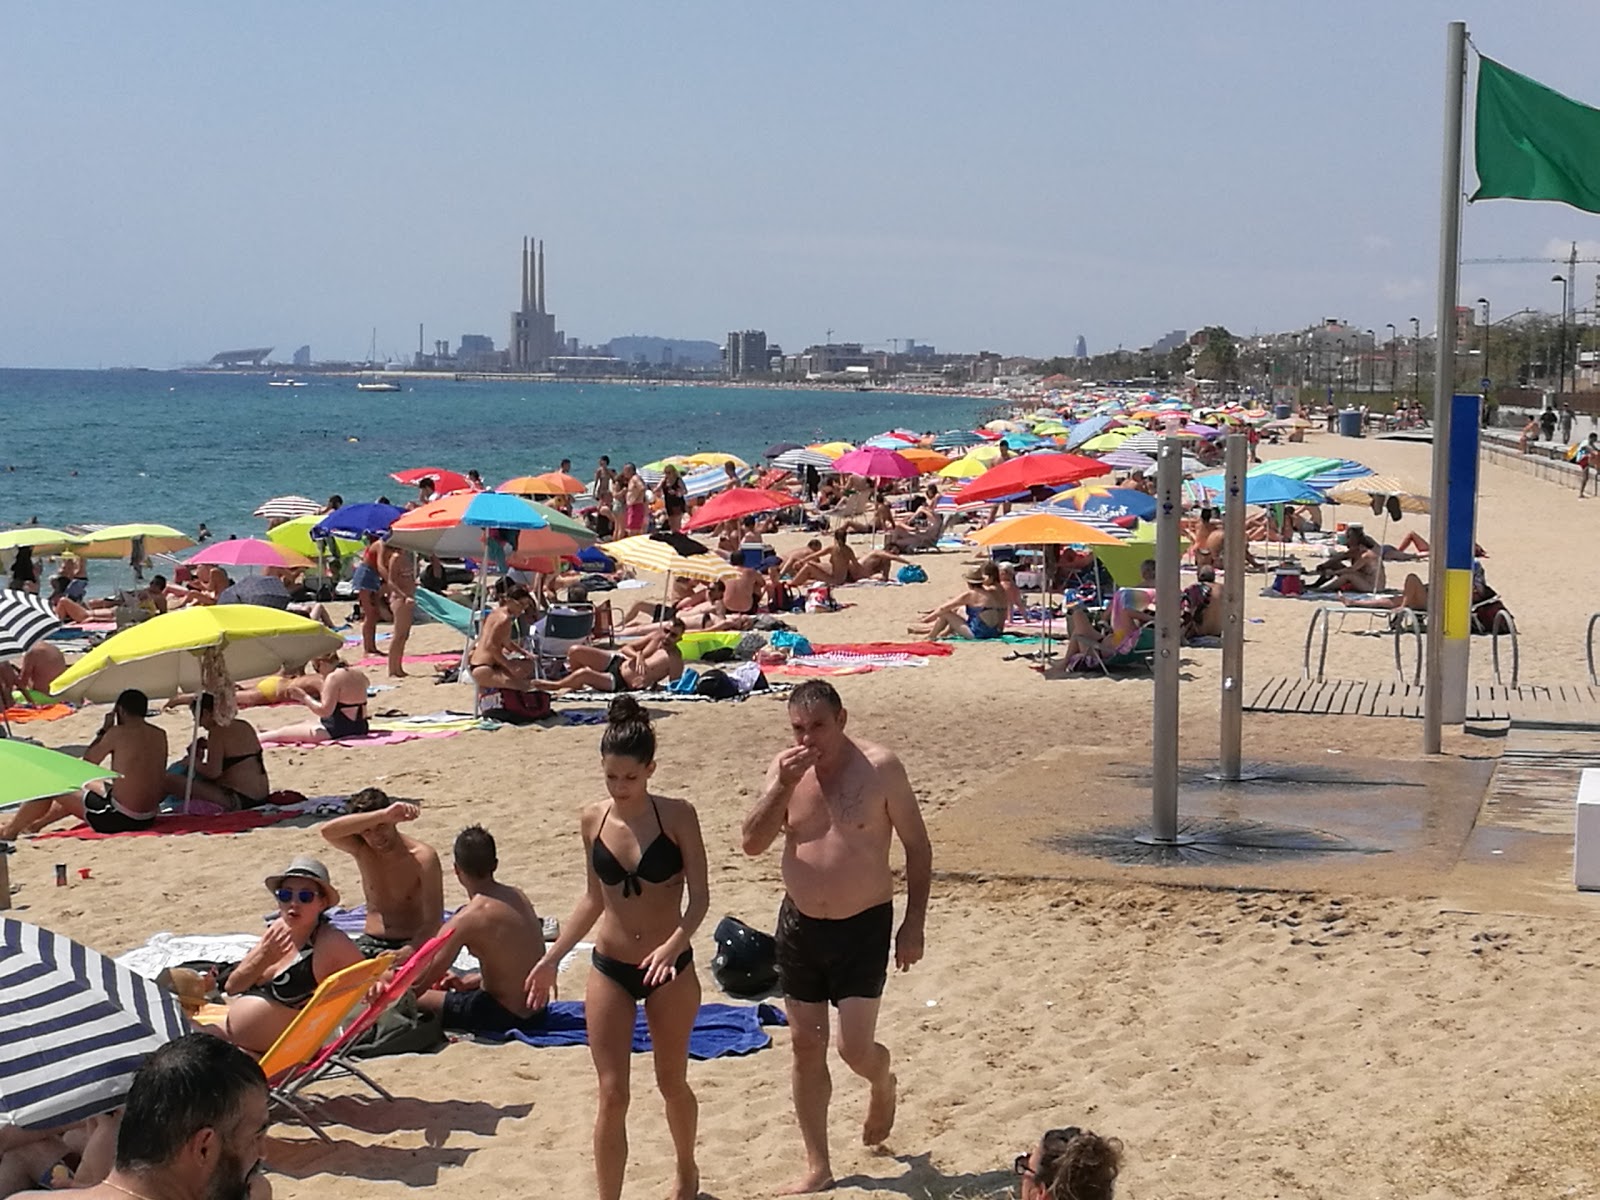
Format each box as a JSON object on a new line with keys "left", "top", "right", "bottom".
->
{"left": 790, "top": 652, "right": 928, "bottom": 669}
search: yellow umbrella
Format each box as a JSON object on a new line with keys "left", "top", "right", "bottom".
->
{"left": 0, "top": 528, "right": 84, "bottom": 554}
{"left": 73, "top": 524, "right": 193, "bottom": 559}
{"left": 265, "top": 515, "right": 363, "bottom": 561}
{"left": 605, "top": 536, "right": 739, "bottom": 581}
{"left": 1080, "top": 430, "right": 1136, "bottom": 452}
{"left": 678, "top": 452, "right": 748, "bottom": 469}
{"left": 937, "top": 455, "right": 990, "bottom": 479}
{"left": 808, "top": 441, "right": 856, "bottom": 459}
{"left": 52, "top": 606, "right": 343, "bottom": 703}
{"left": 1327, "top": 476, "right": 1430, "bottom": 515}
{"left": 968, "top": 512, "right": 1126, "bottom": 548}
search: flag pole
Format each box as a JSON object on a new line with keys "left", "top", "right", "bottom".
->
{"left": 1424, "top": 20, "right": 1469, "bottom": 755}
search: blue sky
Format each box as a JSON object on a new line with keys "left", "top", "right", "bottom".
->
{"left": 4, "top": 1, "right": 1600, "bottom": 368}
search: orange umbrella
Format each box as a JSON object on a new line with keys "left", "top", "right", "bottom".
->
{"left": 496, "top": 475, "right": 546, "bottom": 494}
{"left": 523, "top": 472, "right": 585, "bottom": 496}
{"left": 897, "top": 447, "right": 953, "bottom": 473}
{"left": 968, "top": 512, "right": 1125, "bottom": 547}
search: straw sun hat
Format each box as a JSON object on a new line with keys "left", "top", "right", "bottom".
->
{"left": 263, "top": 854, "right": 340, "bottom": 907}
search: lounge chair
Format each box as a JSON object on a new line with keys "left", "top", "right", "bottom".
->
{"left": 268, "top": 930, "right": 454, "bottom": 1139}
{"left": 883, "top": 512, "right": 945, "bottom": 554}
{"left": 258, "top": 954, "right": 394, "bottom": 1141}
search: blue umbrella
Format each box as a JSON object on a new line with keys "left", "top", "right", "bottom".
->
{"left": 1000, "top": 432, "right": 1044, "bottom": 450}
{"left": 1194, "top": 473, "right": 1326, "bottom": 507}
{"left": 1045, "top": 486, "right": 1158, "bottom": 521}
{"left": 1064, "top": 415, "right": 1115, "bottom": 450}
{"left": 312, "top": 502, "right": 403, "bottom": 539}
{"left": 933, "top": 429, "right": 982, "bottom": 451}
{"left": 459, "top": 492, "right": 550, "bottom": 530}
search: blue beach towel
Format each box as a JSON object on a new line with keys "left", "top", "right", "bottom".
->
{"left": 480, "top": 1001, "right": 786, "bottom": 1058}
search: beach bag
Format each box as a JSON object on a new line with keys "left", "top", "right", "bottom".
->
{"left": 711, "top": 916, "right": 779, "bottom": 998}
{"left": 896, "top": 564, "right": 927, "bottom": 584}
{"left": 347, "top": 993, "right": 447, "bottom": 1059}
{"left": 481, "top": 687, "right": 552, "bottom": 725}
{"left": 769, "top": 630, "right": 813, "bottom": 656}
{"left": 804, "top": 585, "right": 838, "bottom": 613}
{"left": 694, "top": 670, "right": 740, "bottom": 700}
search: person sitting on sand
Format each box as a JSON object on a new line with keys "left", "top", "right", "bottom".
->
{"left": 1180, "top": 565, "right": 1222, "bottom": 641}
{"left": 997, "top": 561, "right": 1025, "bottom": 618}
{"left": 534, "top": 621, "right": 687, "bottom": 694}
{"left": 470, "top": 584, "right": 537, "bottom": 691}
{"left": 1013, "top": 1126, "right": 1123, "bottom": 1200}
{"left": 526, "top": 697, "right": 710, "bottom": 1200}
{"left": 258, "top": 655, "right": 371, "bottom": 743}
{"left": 317, "top": 788, "right": 445, "bottom": 959}
{"left": 1, "top": 689, "right": 169, "bottom": 839}
{"left": 221, "top": 856, "right": 363, "bottom": 1054}
{"left": 788, "top": 530, "right": 905, "bottom": 587}
{"left": 415, "top": 825, "right": 548, "bottom": 1035}
{"left": 46, "top": 574, "right": 93, "bottom": 623}
{"left": 908, "top": 564, "right": 1009, "bottom": 640}
{"left": 779, "top": 538, "right": 826, "bottom": 580}
{"left": 181, "top": 694, "right": 270, "bottom": 811}
{"left": 1310, "top": 530, "right": 1381, "bottom": 592}
{"left": 0, "top": 1112, "right": 118, "bottom": 1195}
{"left": 723, "top": 549, "right": 767, "bottom": 615}
{"left": 0, "top": 640, "right": 66, "bottom": 704}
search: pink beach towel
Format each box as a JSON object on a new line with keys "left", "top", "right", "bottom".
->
{"left": 353, "top": 652, "right": 460, "bottom": 669}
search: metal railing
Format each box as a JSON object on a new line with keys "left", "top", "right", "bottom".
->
{"left": 1390, "top": 609, "right": 1425, "bottom": 686}
{"left": 1489, "top": 610, "right": 1519, "bottom": 688}
{"left": 1588, "top": 613, "right": 1600, "bottom": 687}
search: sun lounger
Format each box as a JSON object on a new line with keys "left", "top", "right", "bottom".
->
{"left": 258, "top": 954, "right": 394, "bottom": 1141}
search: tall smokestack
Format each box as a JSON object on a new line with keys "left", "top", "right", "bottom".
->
{"left": 537, "top": 240, "right": 546, "bottom": 315}
{"left": 521, "top": 237, "right": 531, "bottom": 311}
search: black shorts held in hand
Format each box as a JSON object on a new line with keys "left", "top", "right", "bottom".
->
{"left": 775, "top": 895, "right": 893, "bottom": 1007}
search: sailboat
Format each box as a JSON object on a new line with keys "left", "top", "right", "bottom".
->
{"left": 356, "top": 327, "right": 402, "bottom": 392}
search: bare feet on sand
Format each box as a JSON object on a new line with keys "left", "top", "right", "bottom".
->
{"left": 669, "top": 1169, "right": 700, "bottom": 1200}
{"left": 863, "top": 1072, "right": 897, "bottom": 1145}
{"left": 777, "top": 1168, "right": 835, "bottom": 1195}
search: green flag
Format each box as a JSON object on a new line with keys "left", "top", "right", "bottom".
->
{"left": 1474, "top": 56, "right": 1600, "bottom": 213}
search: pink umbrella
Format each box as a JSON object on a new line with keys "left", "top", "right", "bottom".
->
{"left": 187, "top": 538, "right": 312, "bottom": 569}
{"left": 831, "top": 446, "right": 919, "bottom": 479}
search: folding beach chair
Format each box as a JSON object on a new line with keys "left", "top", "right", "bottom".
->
{"left": 258, "top": 954, "right": 394, "bottom": 1141}
{"left": 268, "top": 930, "right": 454, "bottom": 1138}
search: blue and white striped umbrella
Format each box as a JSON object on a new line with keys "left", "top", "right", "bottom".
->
{"left": 0, "top": 589, "right": 61, "bottom": 663}
{"left": 772, "top": 448, "right": 836, "bottom": 472}
{"left": 0, "top": 919, "right": 187, "bottom": 1130}
{"left": 932, "top": 429, "right": 982, "bottom": 451}
{"left": 682, "top": 466, "right": 736, "bottom": 499}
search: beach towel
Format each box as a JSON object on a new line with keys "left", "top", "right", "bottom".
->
{"left": 3, "top": 702, "right": 74, "bottom": 723}
{"left": 789, "top": 653, "right": 928, "bottom": 669}
{"left": 370, "top": 713, "right": 500, "bottom": 733}
{"left": 276, "top": 729, "right": 463, "bottom": 749}
{"left": 353, "top": 652, "right": 460, "bottom": 669}
{"left": 809, "top": 641, "right": 952, "bottom": 657}
{"left": 481, "top": 1000, "right": 787, "bottom": 1059}
{"left": 772, "top": 664, "right": 878, "bottom": 677}
{"left": 31, "top": 794, "right": 349, "bottom": 840}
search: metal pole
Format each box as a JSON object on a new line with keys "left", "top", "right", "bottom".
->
{"left": 1219, "top": 434, "right": 1248, "bottom": 779}
{"left": 1151, "top": 437, "right": 1182, "bottom": 840}
{"left": 1424, "top": 19, "right": 1468, "bottom": 754}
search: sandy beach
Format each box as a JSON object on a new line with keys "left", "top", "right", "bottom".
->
{"left": 9, "top": 429, "right": 1600, "bottom": 1199}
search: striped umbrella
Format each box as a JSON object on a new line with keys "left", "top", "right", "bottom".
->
{"left": 683, "top": 466, "right": 737, "bottom": 499}
{"left": 605, "top": 536, "right": 739, "bottom": 581}
{"left": 0, "top": 589, "right": 61, "bottom": 662}
{"left": 772, "top": 448, "right": 836, "bottom": 472}
{"left": 252, "top": 495, "right": 322, "bottom": 521}
{"left": 933, "top": 429, "right": 983, "bottom": 451}
{"left": 0, "top": 918, "right": 187, "bottom": 1130}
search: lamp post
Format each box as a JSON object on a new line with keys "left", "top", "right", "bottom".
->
{"left": 1385, "top": 322, "right": 1397, "bottom": 397}
{"left": 1365, "top": 330, "right": 1375, "bottom": 393}
{"left": 1476, "top": 297, "right": 1489, "bottom": 396}
{"left": 1410, "top": 316, "right": 1421, "bottom": 401}
{"left": 1553, "top": 274, "right": 1570, "bottom": 397}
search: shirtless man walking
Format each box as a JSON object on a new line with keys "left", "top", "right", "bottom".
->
{"left": 416, "top": 824, "right": 548, "bottom": 1035}
{"left": 741, "top": 680, "right": 932, "bottom": 1194}
{"left": 318, "top": 789, "right": 444, "bottom": 959}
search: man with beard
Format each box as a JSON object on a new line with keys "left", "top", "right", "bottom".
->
{"left": 14, "top": 1034, "right": 271, "bottom": 1200}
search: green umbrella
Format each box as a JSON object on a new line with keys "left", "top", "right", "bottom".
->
{"left": 521, "top": 501, "right": 592, "bottom": 542}
{"left": 0, "top": 741, "right": 116, "bottom": 809}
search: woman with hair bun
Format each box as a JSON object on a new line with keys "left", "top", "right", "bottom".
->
{"left": 525, "top": 695, "right": 710, "bottom": 1200}
{"left": 1013, "top": 1125, "right": 1123, "bottom": 1200}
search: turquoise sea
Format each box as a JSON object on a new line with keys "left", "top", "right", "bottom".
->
{"left": 0, "top": 369, "right": 991, "bottom": 583}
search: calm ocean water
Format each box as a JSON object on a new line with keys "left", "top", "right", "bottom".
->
{"left": 0, "top": 369, "right": 991, "bottom": 584}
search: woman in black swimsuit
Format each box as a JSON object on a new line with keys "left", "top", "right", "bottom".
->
{"left": 526, "top": 696, "right": 709, "bottom": 1200}
{"left": 185, "top": 694, "right": 270, "bottom": 810}
{"left": 221, "top": 856, "right": 362, "bottom": 1054}
{"left": 658, "top": 464, "right": 689, "bottom": 533}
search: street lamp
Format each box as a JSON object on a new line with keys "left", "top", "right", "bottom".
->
{"left": 1476, "top": 298, "right": 1489, "bottom": 395}
{"left": 1365, "top": 330, "right": 1375, "bottom": 393}
{"left": 1385, "top": 322, "right": 1397, "bottom": 396}
{"left": 1410, "top": 316, "right": 1421, "bottom": 401}
{"left": 1553, "top": 274, "right": 1570, "bottom": 397}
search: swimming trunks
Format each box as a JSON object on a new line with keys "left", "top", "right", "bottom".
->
{"left": 625, "top": 503, "right": 647, "bottom": 531}
{"left": 441, "top": 986, "right": 549, "bottom": 1035}
{"left": 591, "top": 948, "right": 694, "bottom": 1002}
{"left": 605, "top": 655, "right": 634, "bottom": 693}
{"left": 775, "top": 895, "right": 894, "bottom": 1007}
{"left": 83, "top": 786, "right": 157, "bottom": 834}
{"left": 321, "top": 700, "right": 369, "bottom": 739}
{"left": 354, "top": 931, "right": 411, "bottom": 959}
{"left": 591, "top": 797, "right": 684, "bottom": 897}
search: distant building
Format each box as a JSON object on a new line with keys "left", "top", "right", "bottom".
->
{"left": 1074, "top": 335, "right": 1088, "bottom": 359}
{"left": 726, "top": 330, "right": 770, "bottom": 378}
{"left": 208, "top": 347, "right": 273, "bottom": 367}
{"left": 1151, "top": 330, "right": 1188, "bottom": 356}
{"left": 291, "top": 344, "right": 311, "bottom": 367}
{"left": 509, "top": 237, "right": 565, "bottom": 370}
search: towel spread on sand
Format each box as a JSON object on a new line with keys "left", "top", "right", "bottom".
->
{"left": 273, "top": 729, "right": 463, "bottom": 749}
{"left": 809, "top": 641, "right": 953, "bottom": 657}
{"left": 772, "top": 664, "right": 878, "bottom": 677}
{"left": 789, "top": 653, "right": 928, "bottom": 669}
{"left": 31, "top": 794, "right": 349, "bottom": 841}
{"left": 479, "top": 1000, "right": 787, "bottom": 1058}
{"left": 3, "top": 703, "right": 74, "bottom": 723}
{"left": 353, "top": 652, "right": 461, "bottom": 669}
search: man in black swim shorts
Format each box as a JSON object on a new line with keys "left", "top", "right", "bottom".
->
{"left": 741, "top": 680, "right": 932, "bottom": 1195}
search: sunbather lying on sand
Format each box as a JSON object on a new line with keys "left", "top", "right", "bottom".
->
{"left": 533, "top": 621, "right": 687, "bottom": 694}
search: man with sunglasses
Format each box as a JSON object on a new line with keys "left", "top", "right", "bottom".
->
{"left": 319, "top": 788, "right": 444, "bottom": 961}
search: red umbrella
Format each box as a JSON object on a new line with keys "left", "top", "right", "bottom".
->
{"left": 831, "top": 447, "right": 918, "bottom": 479}
{"left": 684, "top": 487, "right": 794, "bottom": 532}
{"left": 955, "top": 452, "right": 1111, "bottom": 505}
{"left": 392, "top": 467, "right": 470, "bottom": 495}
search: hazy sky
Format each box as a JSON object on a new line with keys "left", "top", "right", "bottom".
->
{"left": 5, "top": 2, "right": 1600, "bottom": 368}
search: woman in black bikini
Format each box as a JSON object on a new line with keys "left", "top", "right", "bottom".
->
{"left": 260, "top": 656, "right": 371, "bottom": 744}
{"left": 221, "top": 855, "right": 362, "bottom": 1054}
{"left": 525, "top": 696, "right": 710, "bottom": 1200}
{"left": 658, "top": 463, "right": 689, "bottom": 533}
{"left": 184, "top": 693, "right": 270, "bottom": 810}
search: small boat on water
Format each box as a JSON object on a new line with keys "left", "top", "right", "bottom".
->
{"left": 356, "top": 379, "right": 402, "bottom": 392}
{"left": 267, "top": 378, "right": 307, "bottom": 388}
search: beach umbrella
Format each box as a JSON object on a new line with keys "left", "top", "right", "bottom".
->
{"left": 955, "top": 453, "right": 1111, "bottom": 506}
{"left": 772, "top": 448, "right": 836, "bottom": 473}
{"left": 684, "top": 487, "right": 794, "bottom": 532}
{"left": 217, "top": 575, "right": 292, "bottom": 610}
{"left": 263, "top": 515, "right": 363, "bottom": 562}
{"left": 936, "top": 455, "right": 990, "bottom": 480}
{"left": 999, "top": 432, "right": 1045, "bottom": 451}
{"left": 252, "top": 496, "right": 321, "bottom": 521}
{"left": 496, "top": 475, "right": 549, "bottom": 495}
{"left": 1079, "top": 430, "right": 1138, "bottom": 452}
{"left": 187, "top": 538, "right": 311, "bottom": 570}
{"left": 682, "top": 465, "right": 739, "bottom": 499}
{"left": 678, "top": 452, "right": 747, "bottom": 469}
{"left": 969, "top": 512, "right": 1128, "bottom": 548}
{"left": 0, "top": 589, "right": 61, "bottom": 663}
{"left": 0, "top": 529, "right": 84, "bottom": 555}
{"left": 392, "top": 467, "right": 471, "bottom": 495}
{"left": 808, "top": 441, "right": 856, "bottom": 459}
{"left": 0, "top": 741, "right": 116, "bottom": 808}
{"left": 1247, "top": 456, "right": 1348, "bottom": 481}
{"left": 311, "top": 503, "right": 403, "bottom": 540}
{"left": 832, "top": 447, "right": 919, "bottom": 480}
{"left": 520, "top": 472, "right": 585, "bottom": 496}
{"left": 764, "top": 442, "right": 804, "bottom": 459}
{"left": 72, "top": 524, "right": 193, "bottom": 560}
{"left": 51, "top": 607, "right": 342, "bottom": 704}
{"left": 1097, "top": 449, "right": 1157, "bottom": 472}
{"left": 933, "top": 429, "right": 983, "bottom": 451}
{"left": 1046, "top": 485, "right": 1159, "bottom": 521}
{"left": 605, "top": 536, "right": 739, "bottom": 582}
{"left": 897, "top": 448, "right": 953, "bottom": 473}
{"left": 1327, "top": 476, "right": 1430, "bottom": 515}
{"left": 0, "top": 918, "right": 187, "bottom": 1131}
{"left": 389, "top": 493, "right": 588, "bottom": 559}
{"left": 1193, "top": 473, "right": 1326, "bottom": 508}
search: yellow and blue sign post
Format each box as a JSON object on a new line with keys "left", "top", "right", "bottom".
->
{"left": 1437, "top": 392, "right": 1480, "bottom": 723}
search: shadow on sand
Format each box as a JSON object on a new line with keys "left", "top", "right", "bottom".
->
{"left": 835, "top": 1152, "right": 1014, "bottom": 1199}
{"left": 266, "top": 1095, "right": 534, "bottom": 1183}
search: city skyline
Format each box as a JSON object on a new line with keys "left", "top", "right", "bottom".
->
{"left": 7, "top": 2, "right": 1600, "bottom": 369}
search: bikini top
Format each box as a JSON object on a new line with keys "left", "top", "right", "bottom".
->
{"left": 591, "top": 797, "right": 684, "bottom": 898}
{"left": 221, "top": 749, "right": 264, "bottom": 770}
{"left": 247, "top": 920, "right": 325, "bottom": 1009}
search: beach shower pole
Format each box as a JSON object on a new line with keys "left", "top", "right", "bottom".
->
{"left": 1219, "top": 434, "right": 1247, "bottom": 779}
{"left": 1151, "top": 437, "right": 1182, "bottom": 841}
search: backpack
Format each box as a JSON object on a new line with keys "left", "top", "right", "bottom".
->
{"left": 694, "top": 670, "right": 741, "bottom": 700}
{"left": 481, "top": 687, "right": 552, "bottom": 725}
